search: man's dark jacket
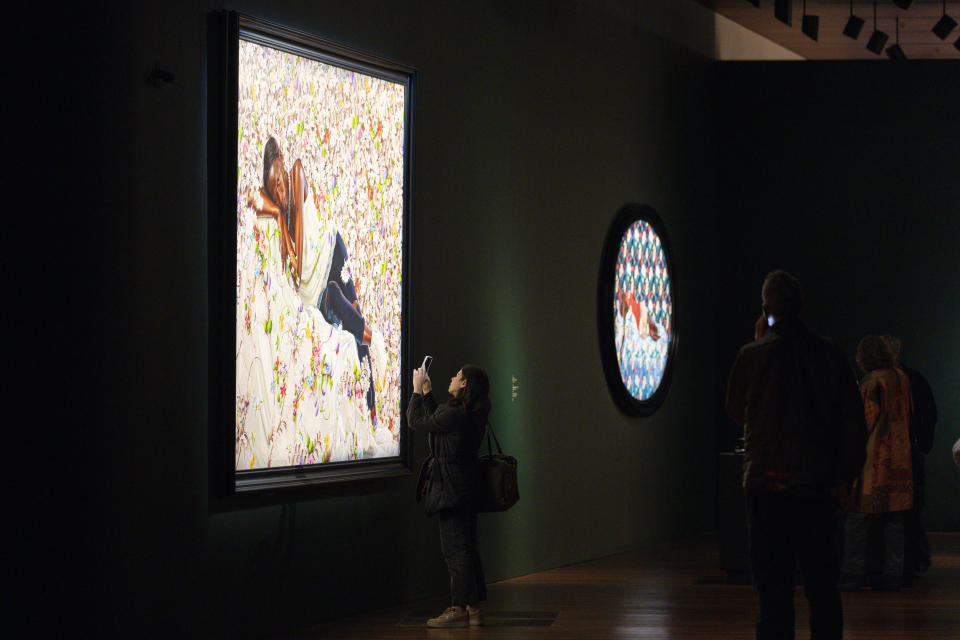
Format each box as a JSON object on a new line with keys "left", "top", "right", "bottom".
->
{"left": 726, "top": 318, "right": 867, "bottom": 493}
{"left": 408, "top": 392, "right": 484, "bottom": 516}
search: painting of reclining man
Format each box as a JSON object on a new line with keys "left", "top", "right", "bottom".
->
{"left": 613, "top": 220, "right": 673, "bottom": 402}
{"left": 235, "top": 38, "right": 406, "bottom": 469}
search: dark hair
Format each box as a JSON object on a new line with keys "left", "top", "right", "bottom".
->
{"left": 761, "top": 269, "right": 803, "bottom": 318}
{"left": 262, "top": 136, "right": 293, "bottom": 235}
{"left": 856, "top": 335, "right": 894, "bottom": 373}
{"left": 449, "top": 364, "right": 491, "bottom": 425}
{"left": 881, "top": 334, "right": 901, "bottom": 362}
{"left": 263, "top": 136, "right": 280, "bottom": 189}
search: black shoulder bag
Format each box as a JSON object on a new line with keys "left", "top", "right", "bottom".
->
{"left": 475, "top": 422, "right": 519, "bottom": 512}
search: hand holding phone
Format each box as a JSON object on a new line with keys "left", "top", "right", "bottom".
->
{"left": 413, "top": 356, "right": 433, "bottom": 395}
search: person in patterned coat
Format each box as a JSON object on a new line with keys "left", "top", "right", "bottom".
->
{"left": 841, "top": 335, "right": 913, "bottom": 591}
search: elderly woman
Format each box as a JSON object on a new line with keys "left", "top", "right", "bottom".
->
{"left": 841, "top": 335, "right": 913, "bottom": 591}
{"left": 408, "top": 363, "right": 491, "bottom": 627}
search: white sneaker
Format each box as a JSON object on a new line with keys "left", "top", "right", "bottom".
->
{"left": 467, "top": 605, "right": 482, "bottom": 626}
{"left": 427, "top": 606, "right": 468, "bottom": 628}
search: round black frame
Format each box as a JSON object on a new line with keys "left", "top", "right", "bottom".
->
{"left": 596, "top": 204, "right": 678, "bottom": 417}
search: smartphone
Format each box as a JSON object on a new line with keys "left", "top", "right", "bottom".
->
{"left": 421, "top": 355, "right": 433, "bottom": 371}
{"left": 767, "top": 314, "right": 776, "bottom": 327}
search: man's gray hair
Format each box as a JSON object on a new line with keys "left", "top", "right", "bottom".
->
{"left": 761, "top": 270, "right": 803, "bottom": 317}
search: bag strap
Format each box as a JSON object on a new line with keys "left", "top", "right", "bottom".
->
{"left": 484, "top": 421, "right": 504, "bottom": 456}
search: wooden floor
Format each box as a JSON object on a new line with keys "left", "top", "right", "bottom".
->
{"left": 293, "top": 532, "right": 960, "bottom": 639}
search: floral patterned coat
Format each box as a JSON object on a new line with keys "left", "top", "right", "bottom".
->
{"left": 851, "top": 367, "right": 913, "bottom": 513}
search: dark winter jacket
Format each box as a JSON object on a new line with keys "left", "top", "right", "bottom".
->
{"left": 900, "top": 362, "right": 937, "bottom": 485}
{"left": 726, "top": 317, "right": 867, "bottom": 494}
{"left": 408, "top": 392, "right": 485, "bottom": 516}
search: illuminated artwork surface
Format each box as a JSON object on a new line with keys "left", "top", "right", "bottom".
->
{"left": 613, "top": 220, "right": 673, "bottom": 401}
{"left": 235, "top": 39, "right": 404, "bottom": 469}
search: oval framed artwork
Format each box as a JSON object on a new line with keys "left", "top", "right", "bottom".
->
{"left": 597, "top": 204, "right": 678, "bottom": 416}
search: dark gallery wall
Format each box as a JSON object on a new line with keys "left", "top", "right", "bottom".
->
{"left": 57, "top": 1, "right": 720, "bottom": 636}
{"left": 714, "top": 61, "right": 960, "bottom": 532}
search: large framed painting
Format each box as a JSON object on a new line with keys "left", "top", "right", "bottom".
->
{"left": 208, "top": 12, "right": 414, "bottom": 500}
{"left": 597, "top": 204, "right": 677, "bottom": 416}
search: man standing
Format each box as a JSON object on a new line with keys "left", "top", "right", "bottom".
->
{"left": 726, "top": 270, "right": 866, "bottom": 640}
{"left": 248, "top": 136, "right": 386, "bottom": 419}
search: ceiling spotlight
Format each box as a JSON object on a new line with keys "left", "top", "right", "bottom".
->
{"left": 932, "top": 0, "right": 958, "bottom": 41}
{"left": 933, "top": 14, "right": 958, "bottom": 39}
{"left": 886, "top": 44, "right": 907, "bottom": 59}
{"left": 775, "top": 0, "right": 793, "bottom": 27}
{"left": 844, "top": 1, "right": 865, "bottom": 39}
{"left": 745, "top": 0, "right": 760, "bottom": 7}
{"left": 844, "top": 15, "right": 865, "bottom": 38}
{"left": 867, "top": 30, "right": 889, "bottom": 54}
{"left": 892, "top": 0, "right": 913, "bottom": 9}
{"left": 802, "top": 11, "right": 819, "bottom": 41}
{"left": 886, "top": 17, "right": 907, "bottom": 59}
{"left": 866, "top": 2, "right": 889, "bottom": 54}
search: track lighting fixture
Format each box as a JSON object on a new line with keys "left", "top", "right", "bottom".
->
{"left": 866, "top": 2, "right": 889, "bottom": 54}
{"left": 775, "top": 0, "right": 792, "bottom": 26}
{"left": 886, "top": 17, "right": 907, "bottom": 59}
{"left": 802, "top": 0, "right": 819, "bottom": 40}
{"left": 844, "top": 1, "right": 865, "bottom": 39}
{"left": 932, "top": 1, "right": 958, "bottom": 40}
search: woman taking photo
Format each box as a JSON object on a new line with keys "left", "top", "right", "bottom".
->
{"left": 407, "top": 363, "right": 491, "bottom": 628}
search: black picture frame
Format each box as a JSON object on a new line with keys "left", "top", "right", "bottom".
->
{"left": 596, "top": 204, "right": 678, "bottom": 417}
{"left": 207, "top": 12, "right": 415, "bottom": 505}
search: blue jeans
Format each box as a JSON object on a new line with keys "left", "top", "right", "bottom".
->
{"left": 318, "top": 233, "right": 374, "bottom": 413}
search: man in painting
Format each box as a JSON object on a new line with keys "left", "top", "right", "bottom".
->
{"left": 616, "top": 290, "right": 660, "bottom": 360}
{"left": 726, "top": 270, "right": 866, "bottom": 640}
{"left": 248, "top": 136, "right": 385, "bottom": 422}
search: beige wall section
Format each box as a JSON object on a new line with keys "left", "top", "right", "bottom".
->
{"left": 632, "top": 0, "right": 802, "bottom": 62}
{"left": 713, "top": 11, "right": 804, "bottom": 60}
